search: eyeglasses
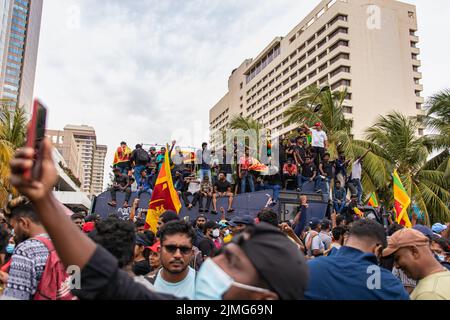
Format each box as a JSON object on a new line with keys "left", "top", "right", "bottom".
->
{"left": 162, "top": 245, "right": 192, "bottom": 255}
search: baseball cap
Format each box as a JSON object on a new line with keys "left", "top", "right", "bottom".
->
{"left": 309, "top": 217, "right": 321, "bottom": 229}
{"left": 315, "top": 122, "right": 322, "bottom": 127}
{"left": 431, "top": 223, "right": 448, "bottom": 234}
{"left": 148, "top": 241, "right": 161, "bottom": 253}
{"left": 218, "top": 220, "right": 229, "bottom": 229}
{"left": 82, "top": 221, "right": 95, "bottom": 233}
{"left": 382, "top": 228, "right": 429, "bottom": 257}
{"left": 229, "top": 216, "right": 255, "bottom": 227}
{"left": 413, "top": 224, "right": 434, "bottom": 239}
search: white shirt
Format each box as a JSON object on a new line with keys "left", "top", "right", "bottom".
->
{"left": 351, "top": 160, "right": 362, "bottom": 180}
{"left": 188, "top": 179, "right": 201, "bottom": 193}
{"left": 310, "top": 128, "right": 327, "bottom": 148}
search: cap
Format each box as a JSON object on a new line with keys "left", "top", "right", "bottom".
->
{"left": 229, "top": 216, "right": 255, "bottom": 227}
{"left": 413, "top": 224, "right": 434, "bottom": 239}
{"left": 218, "top": 220, "right": 229, "bottom": 229}
{"left": 382, "top": 228, "right": 429, "bottom": 257}
{"left": 315, "top": 122, "right": 322, "bottom": 127}
{"left": 82, "top": 221, "right": 95, "bottom": 233}
{"left": 309, "top": 217, "right": 321, "bottom": 229}
{"left": 431, "top": 223, "right": 448, "bottom": 234}
{"left": 237, "top": 222, "right": 308, "bottom": 299}
{"left": 148, "top": 241, "right": 161, "bottom": 253}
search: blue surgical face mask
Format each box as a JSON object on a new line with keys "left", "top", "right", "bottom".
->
{"left": 195, "top": 258, "right": 233, "bottom": 300}
{"left": 195, "top": 256, "right": 272, "bottom": 300}
{"left": 437, "top": 254, "right": 445, "bottom": 262}
{"left": 6, "top": 244, "right": 15, "bottom": 254}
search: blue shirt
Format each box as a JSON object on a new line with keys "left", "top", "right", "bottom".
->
{"left": 304, "top": 246, "right": 410, "bottom": 300}
{"left": 154, "top": 267, "right": 196, "bottom": 300}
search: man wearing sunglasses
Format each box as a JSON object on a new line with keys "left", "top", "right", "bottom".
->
{"left": 153, "top": 221, "right": 196, "bottom": 300}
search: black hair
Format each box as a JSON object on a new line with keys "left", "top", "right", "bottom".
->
{"left": 5, "top": 198, "right": 40, "bottom": 224}
{"left": 135, "top": 144, "right": 142, "bottom": 149}
{"left": 135, "top": 218, "right": 146, "bottom": 228}
{"left": 0, "top": 225, "right": 10, "bottom": 253}
{"left": 348, "top": 219, "right": 387, "bottom": 248}
{"left": 321, "top": 219, "right": 331, "bottom": 231}
{"left": 108, "top": 213, "right": 120, "bottom": 219}
{"left": 160, "top": 211, "right": 180, "bottom": 224}
{"left": 194, "top": 215, "right": 207, "bottom": 228}
{"left": 387, "top": 223, "right": 404, "bottom": 236}
{"left": 85, "top": 214, "right": 100, "bottom": 222}
{"left": 120, "top": 141, "right": 127, "bottom": 145}
{"left": 203, "top": 221, "right": 218, "bottom": 234}
{"left": 332, "top": 226, "right": 347, "bottom": 241}
{"left": 324, "top": 153, "right": 330, "bottom": 158}
{"left": 159, "top": 221, "right": 195, "bottom": 245}
{"left": 89, "top": 218, "right": 136, "bottom": 268}
{"left": 432, "top": 236, "right": 450, "bottom": 253}
{"left": 257, "top": 209, "right": 279, "bottom": 227}
{"left": 136, "top": 230, "right": 155, "bottom": 259}
{"left": 335, "top": 214, "right": 345, "bottom": 226}
{"left": 70, "top": 213, "right": 85, "bottom": 221}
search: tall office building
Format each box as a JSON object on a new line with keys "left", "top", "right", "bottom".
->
{"left": 209, "top": 0, "right": 424, "bottom": 147}
{"left": 50, "top": 125, "right": 107, "bottom": 197}
{"left": 0, "top": 0, "right": 43, "bottom": 114}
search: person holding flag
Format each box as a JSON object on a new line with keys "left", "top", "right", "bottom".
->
{"left": 145, "top": 144, "right": 182, "bottom": 233}
{"left": 393, "top": 170, "right": 412, "bottom": 228}
{"left": 113, "top": 141, "right": 132, "bottom": 175}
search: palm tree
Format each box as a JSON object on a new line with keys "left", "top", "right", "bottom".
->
{"left": 419, "top": 89, "right": 450, "bottom": 154}
{"left": 284, "top": 85, "right": 353, "bottom": 157}
{"left": 0, "top": 103, "right": 28, "bottom": 206}
{"left": 228, "top": 115, "right": 265, "bottom": 155}
{"left": 364, "top": 112, "right": 450, "bottom": 224}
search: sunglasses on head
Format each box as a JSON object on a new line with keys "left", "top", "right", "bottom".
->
{"left": 162, "top": 244, "right": 192, "bottom": 255}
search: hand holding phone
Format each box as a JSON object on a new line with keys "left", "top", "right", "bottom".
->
{"left": 24, "top": 99, "right": 47, "bottom": 180}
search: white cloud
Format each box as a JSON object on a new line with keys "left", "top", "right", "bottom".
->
{"left": 33, "top": 0, "right": 450, "bottom": 189}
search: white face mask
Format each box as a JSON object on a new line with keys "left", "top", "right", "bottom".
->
{"left": 224, "top": 229, "right": 231, "bottom": 237}
{"left": 212, "top": 229, "right": 220, "bottom": 238}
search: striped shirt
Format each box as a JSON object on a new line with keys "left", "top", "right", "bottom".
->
{"left": 3, "top": 235, "right": 50, "bottom": 300}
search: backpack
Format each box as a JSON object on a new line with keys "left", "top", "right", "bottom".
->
{"left": 137, "top": 149, "right": 150, "bottom": 163}
{"left": 33, "top": 237, "right": 76, "bottom": 300}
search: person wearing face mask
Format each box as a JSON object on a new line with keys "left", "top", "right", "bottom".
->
{"left": 198, "top": 221, "right": 221, "bottom": 259}
{"left": 195, "top": 222, "right": 309, "bottom": 300}
{"left": 304, "top": 219, "right": 410, "bottom": 300}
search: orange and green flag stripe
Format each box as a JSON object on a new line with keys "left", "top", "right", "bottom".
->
{"left": 393, "top": 170, "right": 412, "bottom": 228}
{"left": 367, "top": 192, "right": 379, "bottom": 207}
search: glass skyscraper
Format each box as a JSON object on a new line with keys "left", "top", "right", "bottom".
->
{"left": 0, "top": 0, "right": 42, "bottom": 114}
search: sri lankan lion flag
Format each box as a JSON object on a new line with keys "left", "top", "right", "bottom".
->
{"left": 113, "top": 145, "right": 132, "bottom": 166}
{"left": 393, "top": 170, "right": 412, "bottom": 228}
{"left": 145, "top": 145, "right": 181, "bottom": 233}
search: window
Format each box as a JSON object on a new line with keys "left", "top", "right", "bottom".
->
{"left": 418, "top": 128, "right": 424, "bottom": 136}
{"left": 328, "top": 14, "right": 348, "bottom": 27}
{"left": 330, "top": 65, "right": 350, "bottom": 77}
{"left": 330, "top": 52, "right": 350, "bottom": 65}
{"left": 412, "top": 53, "right": 418, "bottom": 60}
{"left": 409, "top": 29, "right": 416, "bottom": 36}
{"left": 343, "top": 106, "right": 353, "bottom": 114}
{"left": 307, "top": 46, "right": 316, "bottom": 56}
{"left": 414, "top": 78, "right": 420, "bottom": 85}
{"left": 328, "top": 27, "right": 348, "bottom": 40}
{"left": 410, "top": 41, "right": 417, "bottom": 48}
{"left": 408, "top": 11, "right": 415, "bottom": 18}
{"left": 331, "top": 79, "right": 351, "bottom": 90}
{"left": 319, "top": 75, "right": 328, "bottom": 84}
{"left": 416, "top": 103, "right": 422, "bottom": 110}
{"left": 307, "top": 35, "right": 316, "bottom": 45}
{"left": 413, "top": 65, "right": 419, "bottom": 72}
{"left": 308, "top": 70, "right": 317, "bottom": 79}
{"left": 415, "top": 90, "right": 421, "bottom": 97}
{"left": 318, "top": 63, "right": 328, "bottom": 73}
{"left": 317, "top": 26, "right": 326, "bottom": 37}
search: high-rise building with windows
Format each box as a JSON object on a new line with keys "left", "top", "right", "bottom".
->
{"left": 0, "top": 0, "right": 43, "bottom": 114}
{"left": 209, "top": 0, "right": 424, "bottom": 147}
{"left": 47, "top": 125, "right": 107, "bottom": 197}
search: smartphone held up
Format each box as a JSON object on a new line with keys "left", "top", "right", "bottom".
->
{"left": 24, "top": 99, "right": 48, "bottom": 180}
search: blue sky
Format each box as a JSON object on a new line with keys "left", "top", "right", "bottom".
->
{"left": 33, "top": 0, "right": 450, "bottom": 189}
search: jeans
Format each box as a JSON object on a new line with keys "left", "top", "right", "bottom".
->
{"left": 318, "top": 176, "right": 332, "bottom": 194}
{"left": 182, "top": 191, "right": 200, "bottom": 207}
{"left": 333, "top": 200, "right": 346, "bottom": 214}
{"left": 297, "top": 175, "right": 321, "bottom": 191}
{"left": 351, "top": 178, "right": 363, "bottom": 204}
{"left": 116, "top": 164, "right": 129, "bottom": 175}
{"left": 264, "top": 183, "right": 281, "bottom": 202}
{"left": 138, "top": 187, "right": 152, "bottom": 199}
{"left": 199, "top": 169, "right": 212, "bottom": 182}
{"left": 240, "top": 171, "right": 255, "bottom": 193}
{"left": 198, "top": 194, "right": 212, "bottom": 210}
{"left": 134, "top": 165, "right": 146, "bottom": 185}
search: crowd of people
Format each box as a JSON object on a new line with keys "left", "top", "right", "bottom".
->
{"left": 108, "top": 122, "right": 371, "bottom": 215}
{"left": 0, "top": 131, "right": 449, "bottom": 300}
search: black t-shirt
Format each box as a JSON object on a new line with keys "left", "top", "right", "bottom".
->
{"left": 72, "top": 246, "right": 180, "bottom": 300}
{"left": 133, "top": 260, "right": 151, "bottom": 276}
{"left": 294, "top": 146, "right": 307, "bottom": 162}
{"left": 214, "top": 180, "right": 231, "bottom": 193}
{"left": 320, "top": 161, "right": 334, "bottom": 177}
{"left": 198, "top": 238, "right": 216, "bottom": 258}
{"left": 219, "top": 155, "right": 233, "bottom": 174}
{"left": 264, "top": 173, "right": 281, "bottom": 185}
{"left": 301, "top": 163, "right": 316, "bottom": 178}
{"left": 114, "top": 174, "right": 130, "bottom": 188}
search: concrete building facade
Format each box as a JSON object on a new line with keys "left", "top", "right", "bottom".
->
{"left": 209, "top": 0, "right": 424, "bottom": 148}
{"left": 0, "top": 0, "right": 43, "bottom": 114}
{"left": 47, "top": 125, "right": 107, "bottom": 197}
